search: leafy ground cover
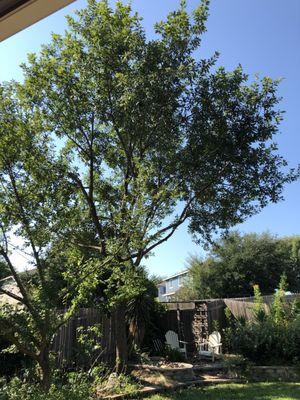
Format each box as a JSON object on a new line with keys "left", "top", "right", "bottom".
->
{"left": 0, "top": 371, "right": 141, "bottom": 400}
{"left": 149, "top": 383, "right": 300, "bottom": 400}
{"left": 1, "top": 378, "right": 300, "bottom": 399}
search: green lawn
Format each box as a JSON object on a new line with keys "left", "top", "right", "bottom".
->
{"left": 149, "top": 383, "right": 300, "bottom": 400}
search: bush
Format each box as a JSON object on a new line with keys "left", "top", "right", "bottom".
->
{"left": 224, "top": 278, "right": 300, "bottom": 365}
{"left": 164, "top": 347, "right": 186, "bottom": 363}
{"left": 95, "top": 372, "right": 140, "bottom": 397}
{"left": 0, "top": 338, "right": 32, "bottom": 377}
{"left": 0, "top": 372, "right": 92, "bottom": 400}
{"left": 0, "top": 368, "right": 142, "bottom": 400}
{"left": 222, "top": 354, "right": 252, "bottom": 378}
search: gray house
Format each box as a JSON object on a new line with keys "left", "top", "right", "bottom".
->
{"left": 157, "top": 270, "right": 189, "bottom": 302}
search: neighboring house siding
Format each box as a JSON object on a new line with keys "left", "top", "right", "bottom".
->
{"left": 157, "top": 270, "right": 188, "bottom": 302}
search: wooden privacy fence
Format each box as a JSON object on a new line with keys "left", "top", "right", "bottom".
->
{"left": 160, "top": 294, "right": 300, "bottom": 355}
{"left": 159, "top": 300, "right": 226, "bottom": 354}
{"left": 51, "top": 301, "right": 227, "bottom": 364}
{"left": 50, "top": 294, "right": 300, "bottom": 366}
{"left": 224, "top": 293, "right": 300, "bottom": 321}
{"left": 52, "top": 308, "right": 116, "bottom": 368}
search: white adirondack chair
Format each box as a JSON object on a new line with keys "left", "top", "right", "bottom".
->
{"left": 165, "top": 330, "right": 188, "bottom": 358}
{"left": 198, "top": 331, "right": 222, "bottom": 362}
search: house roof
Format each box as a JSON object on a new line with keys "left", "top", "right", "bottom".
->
{"left": 0, "top": 0, "right": 75, "bottom": 42}
{"left": 0, "top": 0, "right": 29, "bottom": 17}
{"left": 158, "top": 270, "right": 189, "bottom": 285}
{"left": 0, "top": 275, "right": 22, "bottom": 306}
{"left": 0, "top": 269, "right": 36, "bottom": 306}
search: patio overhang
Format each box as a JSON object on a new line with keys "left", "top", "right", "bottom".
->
{"left": 0, "top": 0, "right": 75, "bottom": 42}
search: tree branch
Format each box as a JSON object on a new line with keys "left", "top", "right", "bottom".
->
{"left": 0, "top": 287, "right": 25, "bottom": 304}
{"left": 133, "top": 161, "right": 232, "bottom": 264}
{"left": 2, "top": 331, "right": 38, "bottom": 360}
{"left": 6, "top": 165, "right": 45, "bottom": 285}
{"left": 137, "top": 203, "right": 192, "bottom": 261}
{"left": 0, "top": 250, "right": 38, "bottom": 319}
{"left": 69, "top": 172, "right": 107, "bottom": 255}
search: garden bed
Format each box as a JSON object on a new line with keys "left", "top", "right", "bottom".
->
{"left": 129, "top": 360, "right": 196, "bottom": 387}
{"left": 99, "top": 377, "right": 243, "bottom": 400}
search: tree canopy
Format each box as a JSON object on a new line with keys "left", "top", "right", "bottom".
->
{"left": 0, "top": 0, "right": 298, "bottom": 385}
{"left": 21, "top": 0, "right": 297, "bottom": 259}
{"left": 176, "top": 232, "right": 300, "bottom": 300}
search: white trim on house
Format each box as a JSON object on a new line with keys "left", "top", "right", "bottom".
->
{"left": 161, "top": 291, "right": 176, "bottom": 297}
{"left": 158, "top": 269, "right": 188, "bottom": 285}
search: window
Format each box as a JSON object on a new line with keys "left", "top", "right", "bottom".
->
{"left": 159, "top": 285, "right": 166, "bottom": 295}
{"left": 178, "top": 275, "right": 184, "bottom": 286}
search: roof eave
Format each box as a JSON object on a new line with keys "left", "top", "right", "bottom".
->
{"left": 0, "top": 0, "right": 75, "bottom": 42}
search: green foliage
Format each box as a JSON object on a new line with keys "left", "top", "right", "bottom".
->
{"left": 0, "top": 82, "right": 91, "bottom": 389}
{"left": 178, "top": 232, "right": 300, "bottom": 300}
{"left": 109, "top": 374, "right": 140, "bottom": 395}
{"left": 0, "top": 372, "right": 92, "bottom": 400}
{"left": 0, "top": 0, "right": 298, "bottom": 379}
{"left": 222, "top": 354, "right": 251, "bottom": 378}
{"left": 252, "top": 283, "right": 269, "bottom": 323}
{"left": 21, "top": 0, "right": 298, "bottom": 269}
{"left": 0, "top": 262, "right": 10, "bottom": 281}
{"left": 271, "top": 274, "right": 287, "bottom": 324}
{"left": 253, "top": 284, "right": 265, "bottom": 316}
{"left": 164, "top": 347, "right": 186, "bottom": 362}
{"left": 126, "top": 269, "right": 166, "bottom": 353}
{"left": 74, "top": 324, "right": 102, "bottom": 368}
{"left": 0, "top": 370, "right": 141, "bottom": 400}
{"left": 95, "top": 373, "right": 140, "bottom": 396}
{"left": 0, "top": 338, "right": 32, "bottom": 377}
{"left": 224, "top": 282, "right": 300, "bottom": 364}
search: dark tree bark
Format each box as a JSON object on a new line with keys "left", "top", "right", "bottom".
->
{"left": 114, "top": 304, "right": 128, "bottom": 373}
{"left": 128, "top": 319, "right": 146, "bottom": 350}
{"left": 38, "top": 346, "right": 51, "bottom": 392}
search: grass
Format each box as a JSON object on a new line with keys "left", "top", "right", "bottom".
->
{"left": 148, "top": 383, "right": 300, "bottom": 400}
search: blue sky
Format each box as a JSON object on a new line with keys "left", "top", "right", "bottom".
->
{"left": 0, "top": 0, "right": 299, "bottom": 276}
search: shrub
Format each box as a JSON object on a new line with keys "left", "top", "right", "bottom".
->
{"left": 224, "top": 278, "right": 300, "bottom": 365}
{"left": 0, "top": 367, "right": 144, "bottom": 400}
{"left": 0, "top": 372, "right": 92, "bottom": 400}
{"left": 95, "top": 373, "right": 140, "bottom": 396}
{"left": 164, "top": 347, "right": 186, "bottom": 363}
{"left": 0, "top": 338, "right": 32, "bottom": 377}
{"left": 222, "top": 354, "right": 252, "bottom": 378}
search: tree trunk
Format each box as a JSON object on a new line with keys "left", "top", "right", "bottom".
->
{"left": 128, "top": 319, "right": 146, "bottom": 350}
{"left": 115, "top": 304, "right": 128, "bottom": 373}
{"left": 38, "top": 347, "right": 51, "bottom": 392}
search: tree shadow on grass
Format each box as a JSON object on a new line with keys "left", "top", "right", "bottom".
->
{"left": 150, "top": 383, "right": 300, "bottom": 400}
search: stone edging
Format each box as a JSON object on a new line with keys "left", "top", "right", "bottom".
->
{"left": 249, "top": 366, "right": 300, "bottom": 382}
{"left": 128, "top": 363, "right": 193, "bottom": 372}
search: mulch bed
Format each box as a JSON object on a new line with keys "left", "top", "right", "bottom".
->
{"left": 96, "top": 360, "right": 242, "bottom": 399}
